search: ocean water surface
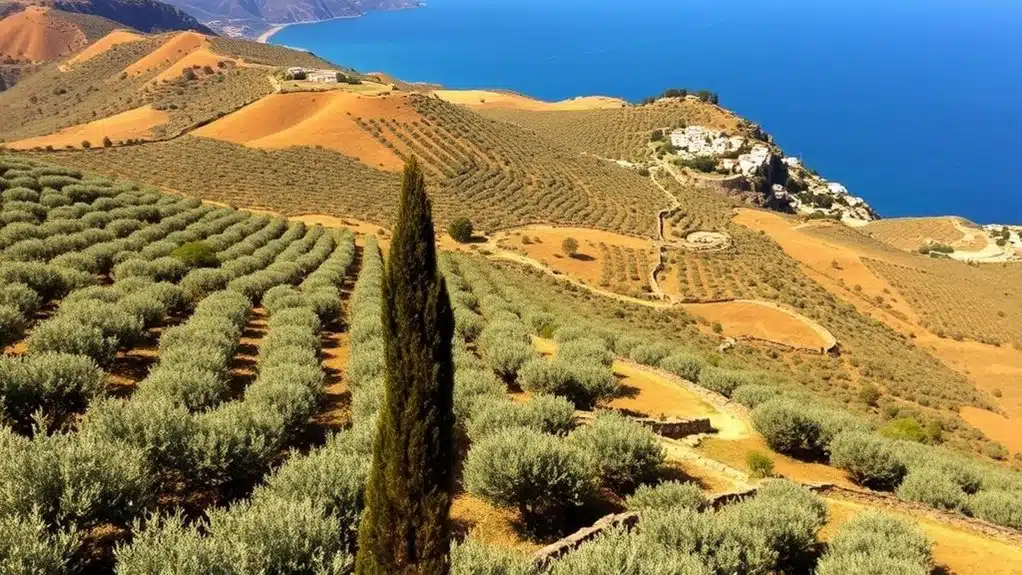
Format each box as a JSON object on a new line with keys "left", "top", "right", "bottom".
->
{"left": 272, "top": 0, "right": 1022, "bottom": 223}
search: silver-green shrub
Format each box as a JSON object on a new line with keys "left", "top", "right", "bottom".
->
{"left": 658, "top": 352, "right": 705, "bottom": 382}
{"left": 895, "top": 466, "right": 969, "bottom": 512}
{"left": 0, "top": 353, "right": 104, "bottom": 430}
{"left": 547, "top": 527, "right": 711, "bottom": 575}
{"left": 253, "top": 434, "right": 368, "bottom": 551}
{"left": 697, "top": 367, "right": 757, "bottom": 397}
{"left": 464, "top": 426, "right": 593, "bottom": 520}
{"left": 626, "top": 480, "right": 706, "bottom": 512}
{"left": 569, "top": 412, "right": 664, "bottom": 493}
{"left": 816, "top": 511, "right": 932, "bottom": 575}
{"left": 628, "top": 342, "right": 673, "bottom": 366}
{"left": 829, "top": 432, "right": 906, "bottom": 490}
{"left": 558, "top": 337, "right": 614, "bottom": 367}
{"left": 730, "top": 384, "right": 780, "bottom": 408}
{"left": 81, "top": 397, "right": 196, "bottom": 481}
{"left": 27, "top": 318, "right": 118, "bottom": 365}
{"left": 467, "top": 394, "right": 575, "bottom": 440}
{"left": 450, "top": 538, "right": 533, "bottom": 575}
{"left": 0, "top": 511, "right": 79, "bottom": 575}
{"left": 969, "top": 490, "right": 1022, "bottom": 529}
{"left": 0, "top": 429, "right": 154, "bottom": 530}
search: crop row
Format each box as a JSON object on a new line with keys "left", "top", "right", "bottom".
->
{"left": 1, "top": 230, "right": 358, "bottom": 571}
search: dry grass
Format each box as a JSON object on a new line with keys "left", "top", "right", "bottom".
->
{"left": 822, "top": 497, "right": 1022, "bottom": 575}
{"left": 7, "top": 104, "right": 168, "bottom": 149}
{"left": 496, "top": 226, "right": 656, "bottom": 299}
{"left": 862, "top": 258, "right": 1022, "bottom": 347}
{"left": 863, "top": 216, "right": 988, "bottom": 252}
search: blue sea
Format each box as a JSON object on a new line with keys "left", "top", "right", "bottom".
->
{"left": 272, "top": 0, "right": 1022, "bottom": 223}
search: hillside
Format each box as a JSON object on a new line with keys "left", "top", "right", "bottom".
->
{"left": 0, "top": 30, "right": 342, "bottom": 143}
{"left": 1, "top": 151, "right": 1021, "bottom": 575}
{"left": 162, "top": 0, "right": 418, "bottom": 38}
{"left": 0, "top": 5, "right": 118, "bottom": 63}
{"left": 1, "top": 0, "right": 212, "bottom": 33}
{"left": 1, "top": 30, "right": 1022, "bottom": 574}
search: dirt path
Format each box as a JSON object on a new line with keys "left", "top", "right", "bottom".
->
{"left": 484, "top": 232, "right": 837, "bottom": 351}
{"left": 230, "top": 307, "right": 268, "bottom": 398}
{"left": 312, "top": 245, "right": 361, "bottom": 433}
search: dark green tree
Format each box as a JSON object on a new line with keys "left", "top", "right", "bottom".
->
{"left": 446, "top": 217, "right": 473, "bottom": 243}
{"left": 356, "top": 157, "right": 456, "bottom": 575}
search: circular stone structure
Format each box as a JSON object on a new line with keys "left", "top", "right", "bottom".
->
{"left": 684, "top": 231, "right": 731, "bottom": 251}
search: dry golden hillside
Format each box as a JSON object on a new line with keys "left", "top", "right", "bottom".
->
{"left": 0, "top": 6, "right": 111, "bottom": 62}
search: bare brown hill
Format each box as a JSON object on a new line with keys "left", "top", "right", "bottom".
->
{"left": 0, "top": 6, "right": 105, "bottom": 62}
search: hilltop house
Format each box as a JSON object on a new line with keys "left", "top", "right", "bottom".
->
{"left": 307, "top": 69, "right": 340, "bottom": 83}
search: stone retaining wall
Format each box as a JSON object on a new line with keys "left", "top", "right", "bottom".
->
{"left": 636, "top": 416, "right": 713, "bottom": 438}
{"left": 575, "top": 411, "right": 712, "bottom": 439}
{"left": 531, "top": 487, "right": 760, "bottom": 568}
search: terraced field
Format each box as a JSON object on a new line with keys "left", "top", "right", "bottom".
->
{"left": 479, "top": 97, "right": 747, "bottom": 162}
{"left": 46, "top": 94, "right": 671, "bottom": 238}
{"left": 2, "top": 152, "right": 1020, "bottom": 574}
{"left": 863, "top": 216, "right": 987, "bottom": 252}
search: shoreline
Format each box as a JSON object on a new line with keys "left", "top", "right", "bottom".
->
{"left": 256, "top": 24, "right": 287, "bottom": 43}
{"left": 255, "top": 5, "right": 419, "bottom": 44}
{"left": 256, "top": 15, "right": 359, "bottom": 44}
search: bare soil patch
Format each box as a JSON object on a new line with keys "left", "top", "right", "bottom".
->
{"left": 121, "top": 31, "right": 206, "bottom": 77}
{"left": 193, "top": 91, "right": 422, "bottom": 171}
{"left": 8, "top": 105, "right": 169, "bottom": 150}
{"left": 450, "top": 494, "right": 543, "bottom": 553}
{"left": 680, "top": 300, "right": 834, "bottom": 351}
{"left": 0, "top": 6, "right": 87, "bottom": 63}
{"left": 154, "top": 45, "right": 239, "bottom": 83}
{"left": 65, "top": 29, "right": 144, "bottom": 67}
{"left": 608, "top": 361, "right": 718, "bottom": 420}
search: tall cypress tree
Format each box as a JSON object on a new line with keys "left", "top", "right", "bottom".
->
{"left": 356, "top": 157, "right": 456, "bottom": 575}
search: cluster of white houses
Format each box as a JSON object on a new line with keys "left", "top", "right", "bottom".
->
{"left": 285, "top": 67, "right": 343, "bottom": 83}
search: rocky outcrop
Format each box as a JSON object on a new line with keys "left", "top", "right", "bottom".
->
{"left": 666, "top": 124, "right": 876, "bottom": 223}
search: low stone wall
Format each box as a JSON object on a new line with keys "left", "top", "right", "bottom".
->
{"left": 635, "top": 416, "right": 713, "bottom": 439}
{"left": 575, "top": 411, "right": 712, "bottom": 439}
{"left": 532, "top": 512, "right": 639, "bottom": 569}
{"left": 531, "top": 487, "right": 760, "bottom": 568}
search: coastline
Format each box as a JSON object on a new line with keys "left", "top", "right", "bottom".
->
{"left": 255, "top": 15, "right": 362, "bottom": 44}
{"left": 256, "top": 24, "right": 287, "bottom": 43}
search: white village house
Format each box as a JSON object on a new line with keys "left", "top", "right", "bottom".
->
{"left": 285, "top": 67, "right": 342, "bottom": 83}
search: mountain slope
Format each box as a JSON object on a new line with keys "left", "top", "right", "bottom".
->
{"left": 0, "top": 5, "right": 118, "bottom": 62}
{"left": 162, "top": 0, "right": 417, "bottom": 38}
{"left": 1, "top": 0, "right": 213, "bottom": 34}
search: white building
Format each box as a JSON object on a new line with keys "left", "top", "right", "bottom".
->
{"left": 736, "top": 145, "right": 771, "bottom": 176}
{"left": 669, "top": 126, "right": 744, "bottom": 159}
{"left": 307, "top": 70, "right": 340, "bottom": 83}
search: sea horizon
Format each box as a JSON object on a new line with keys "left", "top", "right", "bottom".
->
{"left": 271, "top": 0, "right": 1022, "bottom": 224}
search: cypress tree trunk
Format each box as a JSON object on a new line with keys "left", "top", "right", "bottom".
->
{"left": 355, "top": 157, "right": 456, "bottom": 575}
